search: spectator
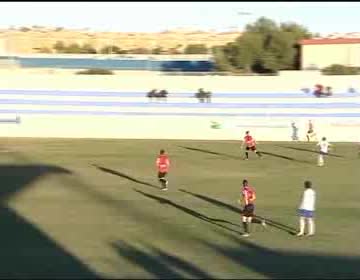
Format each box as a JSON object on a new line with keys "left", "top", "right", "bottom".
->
{"left": 205, "top": 90, "right": 212, "bottom": 103}
{"left": 313, "top": 84, "right": 332, "bottom": 98}
{"left": 313, "top": 84, "right": 323, "bottom": 98}
{"left": 195, "top": 88, "right": 212, "bottom": 103}
{"left": 348, "top": 87, "right": 356, "bottom": 94}
{"left": 147, "top": 89, "right": 157, "bottom": 102}
{"left": 324, "top": 86, "right": 333, "bottom": 96}
{"left": 158, "top": 89, "right": 168, "bottom": 102}
{"left": 195, "top": 88, "right": 206, "bottom": 103}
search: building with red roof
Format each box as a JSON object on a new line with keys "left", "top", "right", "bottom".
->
{"left": 298, "top": 36, "right": 360, "bottom": 70}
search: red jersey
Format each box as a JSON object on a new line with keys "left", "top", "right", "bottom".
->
{"left": 156, "top": 154, "right": 170, "bottom": 173}
{"left": 242, "top": 186, "right": 256, "bottom": 205}
{"left": 244, "top": 135, "right": 256, "bottom": 147}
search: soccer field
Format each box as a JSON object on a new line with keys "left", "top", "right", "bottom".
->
{"left": 1, "top": 138, "right": 359, "bottom": 278}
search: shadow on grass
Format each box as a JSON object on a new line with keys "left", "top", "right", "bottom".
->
{"left": 179, "top": 189, "right": 297, "bottom": 235}
{"left": 179, "top": 146, "right": 240, "bottom": 159}
{"left": 276, "top": 145, "right": 345, "bottom": 158}
{"left": 201, "top": 230, "right": 360, "bottom": 278}
{"left": 92, "top": 164, "right": 159, "bottom": 189}
{"left": 260, "top": 151, "right": 312, "bottom": 164}
{"left": 111, "top": 240, "right": 213, "bottom": 278}
{"left": 133, "top": 189, "right": 243, "bottom": 234}
{"left": 0, "top": 164, "right": 98, "bottom": 278}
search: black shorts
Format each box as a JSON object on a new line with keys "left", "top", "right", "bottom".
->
{"left": 320, "top": 151, "right": 328, "bottom": 155}
{"left": 307, "top": 130, "right": 314, "bottom": 134}
{"left": 242, "top": 204, "right": 255, "bottom": 217}
{"left": 158, "top": 172, "right": 167, "bottom": 179}
{"left": 246, "top": 146, "right": 256, "bottom": 151}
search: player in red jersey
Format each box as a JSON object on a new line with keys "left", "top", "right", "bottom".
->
{"left": 156, "top": 149, "right": 170, "bottom": 190}
{"left": 241, "top": 131, "right": 262, "bottom": 160}
{"left": 238, "top": 179, "right": 265, "bottom": 237}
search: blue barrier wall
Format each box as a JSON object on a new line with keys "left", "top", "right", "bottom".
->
{"left": 15, "top": 57, "right": 214, "bottom": 72}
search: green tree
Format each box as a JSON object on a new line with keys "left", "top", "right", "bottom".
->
{"left": 214, "top": 17, "right": 315, "bottom": 73}
{"left": 128, "top": 48, "right": 151, "bottom": 54}
{"left": 184, "top": 44, "right": 208, "bottom": 54}
{"left": 152, "top": 47, "right": 164, "bottom": 54}
{"left": 81, "top": 43, "right": 97, "bottom": 54}
{"left": 53, "top": 41, "right": 66, "bottom": 53}
{"left": 322, "top": 64, "right": 360, "bottom": 75}
{"left": 245, "top": 17, "right": 278, "bottom": 34}
{"left": 280, "top": 22, "right": 313, "bottom": 41}
{"left": 211, "top": 46, "right": 233, "bottom": 72}
{"left": 280, "top": 22, "right": 313, "bottom": 69}
{"left": 100, "top": 45, "right": 127, "bottom": 54}
{"left": 64, "top": 43, "right": 82, "bottom": 53}
{"left": 19, "top": 27, "right": 31, "bottom": 32}
{"left": 234, "top": 32, "right": 263, "bottom": 72}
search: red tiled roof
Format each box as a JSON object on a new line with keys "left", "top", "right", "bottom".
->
{"left": 299, "top": 38, "right": 360, "bottom": 45}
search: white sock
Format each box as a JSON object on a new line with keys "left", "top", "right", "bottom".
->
{"left": 308, "top": 218, "right": 315, "bottom": 235}
{"left": 318, "top": 154, "right": 324, "bottom": 165}
{"left": 299, "top": 217, "right": 305, "bottom": 234}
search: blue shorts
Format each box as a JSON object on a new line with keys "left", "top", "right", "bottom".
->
{"left": 298, "top": 209, "right": 314, "bottom": 218}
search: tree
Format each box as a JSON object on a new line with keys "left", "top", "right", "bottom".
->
{"left": 100, "top": 45, "right": 126, "bottom": 54}
{"left": 245, "top": 17, "right": 278, "bottom": 34}
{"left": 81, "top": 44, "right": 97, "bottom": 54}
{"left": 184, "top": 44, "right": 208, "bottom": 54}
{"left": 19, "top": 27, "right": 31, "bottom": 32}
{"left": 234, "top": 32, "right": 263, "bottom": 72}
{"left": 264, "top": 30, "right": 295, "bottom": 71}
{"left": 213, "top": 17, "right": 315, "bottom": 73}
{"left": 152, "top": 47, "right": 164, "bottom": 54}
{"left": 280, "top": 22, "right": 313, "bottom": 69}
{"left": 53, "top": 41, "right": 66, "bottom": 53}
{"left": 64, "top": 43, "right": 82, "bottom": 53}
{"left": 127, "top": 48, "right": 151, "bottom": 54}
{"left": 280, "top": 22, "right": 313, "bottom": 41}
{"left": 211, "top": 46, "right": 233, "bottom": 72}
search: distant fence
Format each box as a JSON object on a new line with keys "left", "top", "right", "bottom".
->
{"left": 14, "top": 56, "right": 215, "bottom": 72}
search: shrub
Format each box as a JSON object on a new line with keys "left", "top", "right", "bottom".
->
{"left": 184, "top": 44, "right": 208, "bottom": 54}
{"left": 76, "top": 69, "right": 114, "bottom": 75}
{"left": 53, "top": 41, "right": 66, "bottom": 53}
{"left": 20, "top": 27, "right": 31, "bottom": 32}
{"left": 322, "top": 64, "right": 360, "bottom": 75}
{"left": 100, "top": 45, "right": 127, "bottom": 54}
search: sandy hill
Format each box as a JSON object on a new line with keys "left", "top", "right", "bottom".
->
{"left": 0, "top": 26, "right": 241, "bottom": 54}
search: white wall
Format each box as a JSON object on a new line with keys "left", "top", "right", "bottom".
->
{"left": 302, "top": 43, "right": 360, "bottom": 69}
{"left": 0, "top": 69, "right": 358, "bottom": 93}
{"left": 1, "top": 114, "right": 360, "bottom": 142}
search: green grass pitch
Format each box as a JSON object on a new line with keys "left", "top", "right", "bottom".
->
{"left": 0, "top": 138, "right": 359, "bottom": 278}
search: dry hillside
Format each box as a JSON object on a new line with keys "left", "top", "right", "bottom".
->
{"left": 0, "top": 26, "right": 241, "bottom": 54}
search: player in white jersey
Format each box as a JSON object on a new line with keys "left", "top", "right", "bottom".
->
{"left": 317, "top": 137, "right": 331, "bottom": 166}
{"left": 296, "top": 180, "right": 316, "bottom": 237}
